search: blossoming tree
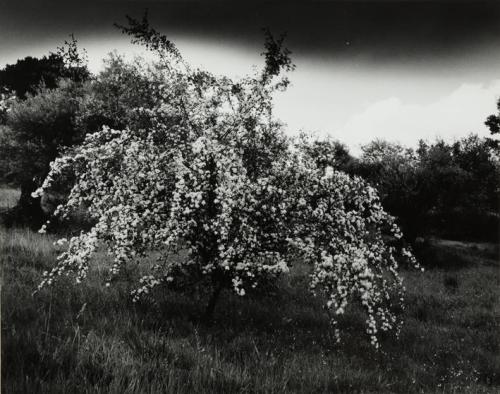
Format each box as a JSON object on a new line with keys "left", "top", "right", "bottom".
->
{"left": 34, "top": 15, "right": 420, "bottom": 348}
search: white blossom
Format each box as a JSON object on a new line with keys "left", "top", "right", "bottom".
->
{"left": 34, "top": 41, "right": 420, "bottom": 348}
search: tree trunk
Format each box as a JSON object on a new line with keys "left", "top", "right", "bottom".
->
{"left": 203, "top": 284, "right": 223, "bottom": 323}
{"left": 16, "top": 178, "right": 45, "bottom": 228}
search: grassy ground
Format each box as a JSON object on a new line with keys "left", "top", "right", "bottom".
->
{"left": 1, "top": 220, "right": 499, "bottom": 392}
{"left": 0, "top": 186, "right": 20, "bottom": 211}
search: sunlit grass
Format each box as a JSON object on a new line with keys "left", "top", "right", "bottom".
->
{"left": 0, "top": 186, "right": 20, "bottom": 210}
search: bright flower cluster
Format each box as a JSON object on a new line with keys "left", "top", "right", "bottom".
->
{"left": 33, "top": 33, "right": 420, "bottom": 347}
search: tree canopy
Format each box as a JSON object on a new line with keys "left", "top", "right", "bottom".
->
{"left": 0, "top": 35, "right": 89, "bottom": 98}
{"left": 33, "top": 16, "right": 420, "bottom": 348}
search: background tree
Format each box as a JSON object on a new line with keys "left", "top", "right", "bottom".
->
{"left": 485, "top": 97, "right": 500, "bottom": 151}
{"left": 418, "top": 135, "right": 499, "bottom": 241}
{"left": 0, "top": 81, "right": 87, "bottom": 226}
{"left": 296, "top": 134, "right": 354, "bottom": 172}
{"left": 0, "top": 88, "right": 17, "bottom": 124}
{"left": 0, "top": 37, "right": 90, "bottom": 226}
{"left": 0, "top": 54, "right": 68, "bottom": 99}
{"left": 0, "top": 35, "right": 89, "bottom": 99}
{"left": 347, "top": 137, "right": 499, "bottom": 244}
{"left": 76, "top": 53, "right": 162, "bottom": 133}
{"left": 349, "top": 140, "right": 424, "bottom": 243}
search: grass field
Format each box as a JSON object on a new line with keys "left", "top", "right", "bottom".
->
{"left": 0, "top": 186, "right": 20, "bottom": 211}
{"left": 1, "top": 188, "right": 499, "bottom": 392}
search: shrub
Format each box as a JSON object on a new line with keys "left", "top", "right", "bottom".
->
{"left": 34, "top": 16, "right": 420, "bottom": 348}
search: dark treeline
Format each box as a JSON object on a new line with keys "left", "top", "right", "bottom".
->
{"left": 0, "top": 38, "right": 499, "bottom": 244}
{"left": 301, "top": 134, "right": 499, "bottom": 243}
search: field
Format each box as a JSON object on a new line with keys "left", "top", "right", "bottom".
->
{"left": 1, "top": 188, "right": 499, "bottom": 393}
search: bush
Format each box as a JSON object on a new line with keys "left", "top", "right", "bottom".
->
{"left": 34, "top": 16, "right": 420, "bottom": 348}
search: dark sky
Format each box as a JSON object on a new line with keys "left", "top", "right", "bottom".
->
{"left": 2, "top": 1, "right": 500, "bottom": 63}
{"left": 1, "top": 1, "right": 500, "bottom": 149}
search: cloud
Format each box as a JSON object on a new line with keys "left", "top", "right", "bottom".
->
{"left": 332, "top": 80, "right": 500, "bottom": 151}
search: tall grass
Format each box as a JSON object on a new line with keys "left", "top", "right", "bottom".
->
{"left": 0, "top": 186, "right": 20, "bottom": 211}
{"left": 1, "top": 224, "right": 499, "bottom": 393}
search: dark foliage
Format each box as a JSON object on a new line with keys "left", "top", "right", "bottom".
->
{"left": 353, "top": 137, "right": 499, "bottom": 243}
{"left": 0, "top": 54, "right": 68, "bottom": 99}
{"left": 0, "top": 37, "right": 90, "bottom": 226}
{"left": 0, "top": 35, "right": 89, "bottom": 99}
{"left": 485, "top": 97, "right": 500, "bottom": 151}
{"left": 261, "top": 28, "right": 295, "bottom": 86}
{"left": 75, "top": 53, "right": 159, "bottom": 133}
{"left": 0, "top": 81, "right": 87, "bottom": 227}
{"left": 302, "top": 135, "right": 499, "bottom": 243}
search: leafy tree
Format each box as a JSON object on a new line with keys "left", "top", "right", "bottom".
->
{"left": 0, "top": 88, "right": 17, "bottom": 124}
{"left": 418, "top": 136, "right": 499, "bottom": 241}
{"left": 76, "top": 53, "right": 161, "bottom": 133}
{"left": 34, "top": 16, "right": 420, "bottom": 348}
{"left": 485, "top": 97, "right": 500, "bottom": 135}
{"left": 485, "top": 97, "right": 500, "bottom": 151}
{"left": 0, "top": 35, "right": 89, "bottom": 98}
{"left": 0, "top": 55, "right": 67, "bottom": 99}
{"left": 451, "top": 134, "right": 499, "bottom": 211}
{"left": 0, "top": 37, "right": 90, "bottom": 225}
{"left": 296, "top": 134, "right": 354, "bottom": 172}
{"left": 354, "top": 140, "right": 423, "bottom": 242}
{"left": 353, "top": 137, "right": 499, "bottom": 243}
{"left": 0, "top": 81, "right": 87, "bottom": 225}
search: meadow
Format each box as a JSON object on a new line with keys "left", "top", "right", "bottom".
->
{"left": 1, "top": 187, "right": 499, "bottom": 393}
